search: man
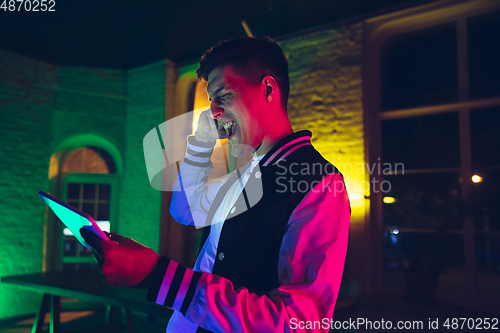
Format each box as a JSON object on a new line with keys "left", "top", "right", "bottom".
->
{"left": 82, "top": 37, "right": 350, "bottom": 333}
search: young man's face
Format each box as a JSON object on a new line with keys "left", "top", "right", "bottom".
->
{"left": 207, "top": 65, "right": 267, "bottom": 157}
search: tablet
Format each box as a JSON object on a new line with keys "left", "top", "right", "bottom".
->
{"left": 38, "top": 191, "right": 110, "bottom": 250}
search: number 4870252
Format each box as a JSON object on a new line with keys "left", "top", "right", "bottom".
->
{"left": 1, "top": 0, "right": 56, "bottom": 11}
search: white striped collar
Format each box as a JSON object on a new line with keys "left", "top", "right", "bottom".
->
{"left": 260, "top": 130, "right": 312, "bottom": 168}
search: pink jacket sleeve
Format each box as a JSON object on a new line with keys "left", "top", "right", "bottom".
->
{"left": 148, "top": 173, "right": 351, "bottom": 332}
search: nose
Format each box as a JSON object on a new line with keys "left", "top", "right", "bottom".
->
{"left": 211, "top": 102, "right": 224, "bottom": 119}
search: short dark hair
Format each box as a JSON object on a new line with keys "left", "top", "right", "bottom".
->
{"left": 197, "top": 36, "right": 290, "bottom": 110}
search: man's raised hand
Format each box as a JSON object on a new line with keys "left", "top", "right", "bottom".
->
{"left": 194, "top": 109, "right": 225, "bottom": 143}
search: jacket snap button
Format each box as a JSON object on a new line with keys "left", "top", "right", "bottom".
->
{"left": 230, "top": 207, "right": 236, "bottom": 214}
{"left": 218, "top": 252, "right": 225, "bottom": 260}
{"left": 255, "top": 171, "right": 262, "bottom": 179}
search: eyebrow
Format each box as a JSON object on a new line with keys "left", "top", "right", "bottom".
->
{"left": 207, "top": 86, "right": 226, "bottom": 100}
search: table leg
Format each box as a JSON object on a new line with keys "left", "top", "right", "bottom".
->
{"left": 124, "top": 309, "right": 134, "bottom": 333}
{"left": 106, "top": 305, "right": 116, "bottom": 332}
{"left": 31, "top": 294, "right": 49, "bottom": 333}
{"left": 49, "top": 295, "right": 60, "bottom": 333}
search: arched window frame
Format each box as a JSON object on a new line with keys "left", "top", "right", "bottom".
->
{"left": 45, "top": 135, "right": 122, "bottom": 270}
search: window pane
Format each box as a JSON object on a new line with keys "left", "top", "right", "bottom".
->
{"left": 67, "top": 183, "right": 80, "bottom": 200}
{"left": 97, "top": 203, "right": 109, "bottom": 221}
{"left": 64, "top": 238, "right": 77, "bottom": 256}
{"left": 470, "top": 106, "right": 500, "bottom": 168}
{"left": 384, "top": 231, "right": 465, "bottom": 301}
{"left": 63, "top": 181, "right": 113, "bottom": 262}
{"left": 383, "top": 172, "right": 462, "bottom": 230}
{"left": 470, "top": 168, "right": 500, "bottom": 233}
{"left": 382, "top": 112, "right": 460, "bottom": 170}
{"left": 81, "top": 203, "right": 95, "bottom": 217}
{"left": 83, "top": 184, "right": 96, "bottom": 200}
{"left": 98, "top": 184, "right": 110, "bottom": 201}
{"left": 79, "top": 243, "right": 92, "bottom": 257}
{"left": 468, "top": 11, "right": 500, "bottom": 99}
{"left": 88, "top": 146, "right": 117, "bottom": 173}
{"left": 383, "top": 171, "right": 465, "bottom": 300}
{"left": 381, "top": 23, "right": 458, "bottom": 111}
{"left": 62, "top": 146, "right": 115, "bottom": 174}
{"left": 476, "top": 233, "right": 500, "bottom": 300}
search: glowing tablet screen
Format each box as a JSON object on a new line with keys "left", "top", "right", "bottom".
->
{"left": 38, "top": 191, "right": 109, "bottom": 250}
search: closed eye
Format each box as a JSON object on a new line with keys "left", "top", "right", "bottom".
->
{"left": 210, "top": 93, "right": 230, "bottom": 104}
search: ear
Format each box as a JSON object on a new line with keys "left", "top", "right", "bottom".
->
{"left": 261, "top": 75, "right": 278, "bottom": 102}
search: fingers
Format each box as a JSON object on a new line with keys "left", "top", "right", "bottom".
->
{"left": 107, "top": 233, "right": 134, "bottom": 244}
{"left": 95, "top": 236, "right": 159, "bottom": 288}
{"left": 80, "top": 228, "right": 105, "bottom": 265}
{"left": 198, "top": 110, "right": 211, "bottom": 132}
{"left": 196, "top": 110, "right": 221, "bottom": 142}
{"left": 107, "top": 233, "right": 149, "bottom": 250}
{"left": 91, "top": 249, "right": 104, "bottom": 266}
{"left": 202, "top": 109, "right": 229, "bottom": 139}
{"left": 80, "top": 228, "right": 104, "bottom": 254}
{"left": 201, "top": 110, "right": 218, "bottom": 135}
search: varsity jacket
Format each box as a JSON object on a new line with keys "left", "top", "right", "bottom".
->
{"left": 146, "top": 130, "right": 351, "bottom": 333}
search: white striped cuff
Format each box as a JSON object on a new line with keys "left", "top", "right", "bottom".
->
{"left": 147, "top": 256, "right": 202, "bottom": 315}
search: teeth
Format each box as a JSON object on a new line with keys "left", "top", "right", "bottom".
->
{"left": 222, "top": 121, "right": 236, "bottom": 130}
{"left": 222, "top": 121, "right": 236, "bottom": 136}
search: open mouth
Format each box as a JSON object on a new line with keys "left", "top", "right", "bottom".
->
{"left": 222, "top": 120, "right": 237, "bottom": 139}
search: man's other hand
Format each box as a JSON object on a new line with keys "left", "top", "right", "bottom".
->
{"left": 80, "top": 229, "right": 159, "bottom": 288}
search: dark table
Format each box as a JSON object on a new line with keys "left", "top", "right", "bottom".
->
{"left": 1, "top": 268, "right": 173, "bottom": 333}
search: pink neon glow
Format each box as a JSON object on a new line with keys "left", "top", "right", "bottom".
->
{"left": 181, "top": 173, "right": 351, "bottom": 332}
{"left": 273, "top": 142, "right": 311, "bottom": 165}
{"left": 262, "top": 136, "right": 310, "bottom": 166}
{"left": 172, "top": 268, "right": 194, "bottom": 310}
{"left": 156, "top": 261, "right": 179, "bottom": 305}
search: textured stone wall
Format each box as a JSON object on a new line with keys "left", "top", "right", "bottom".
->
{"left": 118, "top": 61, "right": 169, "bottom": 251}
{"left": 51, "top": 67, "right": 127, "bottom": 153}
{"left": 279, "top": 23, "right": 367, "bottom": 297}
{"left": 0, "top": 50, "right": 169, "bottom": 320}
{"left": 0, "top": 50, "right": 130, "bottom": 318}
{"left": 47, "top": 64, "right": 127, "bottom": 272}
{"left": 280, "top": 23, "right": 364, "bottom": 171}
{"left": 0, "top": 50, "right": 56, "bottom": 319}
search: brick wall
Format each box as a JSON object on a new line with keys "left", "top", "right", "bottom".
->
{"left": 279, "top": 23, "right": 368, "bottom": 297}
{"left": 118, "top": 61, "right": 169, "bottom": 251}
{"left": 0, "top": 50, "right": 56, "bottom": 319}
{"left": 281, "top": 24, "right": 364, "bottom": 167}
{"left": 51, "top": 66, "right": 127, "bottom": 153}
{"left": 47, "top": 64, "right": 127, "bottom": 272}
{"left": 0, "top": 50, "right": 131, "bottom": 319}
{"left": 0, "top": 50, "right": 170, "bottom": 320}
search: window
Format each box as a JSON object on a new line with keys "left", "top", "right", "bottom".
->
{"left": 381, "top": 23, "right": 458, "bottom": 111}
{"left": 60, "top": 146, "right": 118, "bottom": 269}
{"left": 62, "top": 146, "right": 116, "bottom": 174}
{"left": 366, "top": 0, "right": 500, "bottom": 305}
